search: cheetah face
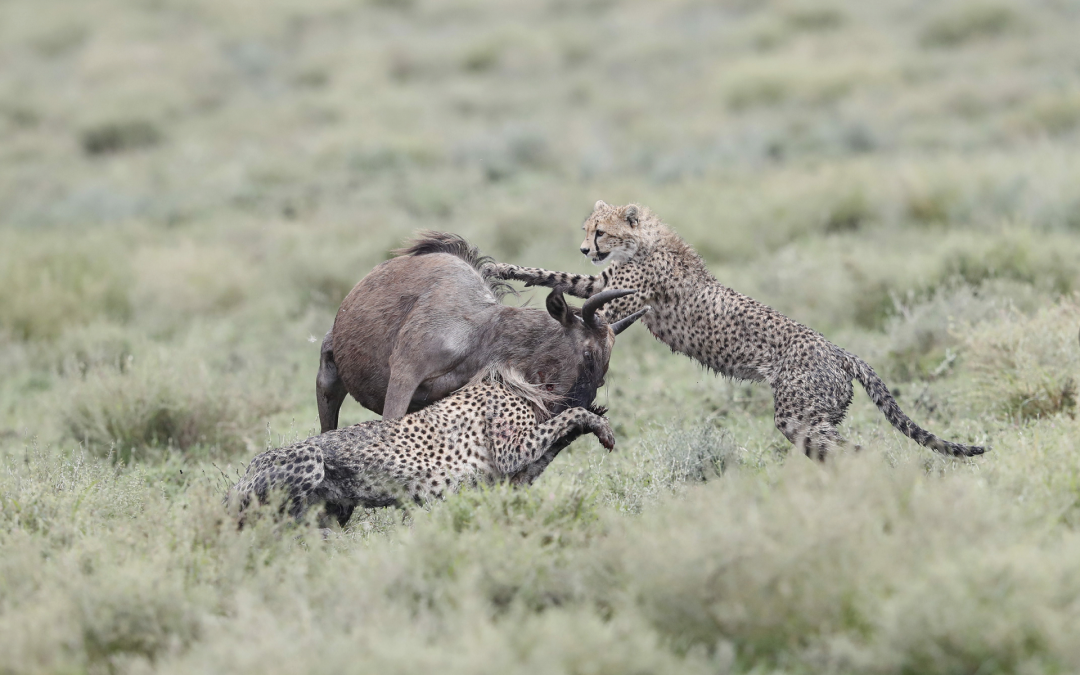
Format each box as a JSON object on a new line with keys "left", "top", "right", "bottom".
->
{"left": 580, "top": 201, "right": 640, "bottom": 266}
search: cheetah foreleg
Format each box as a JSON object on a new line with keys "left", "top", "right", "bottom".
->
{"left": 491, "top": 408, "right": 614, "bottom": 477}
{"left": 487, "top": 263, "right": 606, "bottom": 299}
{"left": 508, "top": 429, "right": 585, "bottom": 486}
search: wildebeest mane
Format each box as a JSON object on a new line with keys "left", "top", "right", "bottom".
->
{"left": 394, "top": 231, "right": 515, "bottom": 301}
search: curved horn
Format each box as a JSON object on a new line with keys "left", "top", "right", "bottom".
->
{"left": 581, "top": 288, "right": 637, "bottom": 328}
{"left": 610, "top": 306, "right": 651, "bottom": 335}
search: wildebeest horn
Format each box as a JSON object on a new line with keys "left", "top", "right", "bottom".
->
{"left": 610, "top": 306, "right": 651, "bottom": 335}
{"left": 581, "top": 288, "right": 637, "bottom": 328}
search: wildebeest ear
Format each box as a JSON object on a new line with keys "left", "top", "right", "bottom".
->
{"left": 545, "top": 288, "right": 575, "bottom": 328}
{"left": 624, "top": 204, "right": 639, "bottom": 227}
{"left": 594, "top": 200, "right": 608, "bottom": 211}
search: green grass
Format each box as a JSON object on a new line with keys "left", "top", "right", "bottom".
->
{"left": 3, "top": 0, "right": 1080, "bottom": 672}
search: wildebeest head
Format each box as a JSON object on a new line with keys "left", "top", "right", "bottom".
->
{"left": 533, "top": 287, "right": 649, "bottom": 416}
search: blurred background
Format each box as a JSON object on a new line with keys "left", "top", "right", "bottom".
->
{"left": 7, "top": 2, "right": 1080, "bottom": 672}
{"left": 2, "top": 0, "right": 1079, "bottom": 458}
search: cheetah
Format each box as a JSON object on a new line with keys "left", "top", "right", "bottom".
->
{"left": 227, "top": 380, "right": 615, "bottom": 526}
{"left": 487, "top": 200, "right": 987, "bottom": 460}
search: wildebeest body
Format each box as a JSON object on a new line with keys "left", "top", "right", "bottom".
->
{"left": 317, "top": 232, "right": 646, "bottom": 430}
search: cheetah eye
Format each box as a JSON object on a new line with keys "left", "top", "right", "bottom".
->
{"left": 595, "top": 230, "right": 605, "bottom": 237}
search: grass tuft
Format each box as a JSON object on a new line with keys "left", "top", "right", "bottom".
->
{"left": 0, "top": 240, "right": 131, "bottom": 341}
{"left": 903, "top": 181, "right": 958, "bottom": 226}
{"left": 919, "top": 2, "right": 1026, "bottom": 48}
{"left": 1016, "top": 91, "right": 1080, "bottom": 137}
{"left": 63, "top": 350, "right": 281, "bottom": 461}
{"left": 822, "top": 188, "right": 875, "bottom": 234}
{"left": 962, "top": 298, "right": 1080, "bottom": 422}
{"left": 80, "top": 119, "right": 163, "bottom": 156}
{"left": 784, "top": 6, "right": 846, "bottom": 32}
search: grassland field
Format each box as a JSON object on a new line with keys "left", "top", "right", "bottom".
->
{"left": 3, "top": 0, "right": 1080, "bottom": 672}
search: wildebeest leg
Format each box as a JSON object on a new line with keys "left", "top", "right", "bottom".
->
{"left": 317, "top": 332, "right": 348, "bottom": 433}
{"left": 384, "top": 321, "right": 476, "bottom": 420}
{"left": 382, "top": 368, "right": 424, "bottom": 420}
{"left": 321, "top": 501, "right": 356, "bottom": 529}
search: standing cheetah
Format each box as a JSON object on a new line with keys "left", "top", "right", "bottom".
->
{"left": 228, "top": 380, "right": 615, "bottom": 526}
{"left": 488, "top": 201, "right": 986, "bottom": 459}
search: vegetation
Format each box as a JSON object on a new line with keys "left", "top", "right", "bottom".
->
{"left": 2, "top": 0, "right": 1080, "bottom": 671}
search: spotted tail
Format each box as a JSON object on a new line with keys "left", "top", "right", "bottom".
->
{"left": 842, "top": 352, "right": 987, "bottom": 457}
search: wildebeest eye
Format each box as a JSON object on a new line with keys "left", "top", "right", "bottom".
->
{"left": 584, "top": 350, "right": 593, "bottom": 361}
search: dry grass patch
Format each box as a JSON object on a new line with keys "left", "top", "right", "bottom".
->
{"left": 919, "top": 2, "right": 1027, "bottom": 48}
{"left": 63, "top": 349, "right": 281, "bottom": 461}
{"left": 0, "top": 237, "right": 131, "bottom": 341}
{"left": 962, "top": 297, "right": 1080, "bottom": 422}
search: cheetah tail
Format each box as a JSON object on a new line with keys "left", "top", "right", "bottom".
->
{"left": 842, "top": 352, "right": 987, "bottom": 457}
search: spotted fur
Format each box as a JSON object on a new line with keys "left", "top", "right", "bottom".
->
{"left": 228, "top": 381, "right": 614, "bottom": 526}
{"left": 488, "top": 200, "right": 986, "bottom": 459}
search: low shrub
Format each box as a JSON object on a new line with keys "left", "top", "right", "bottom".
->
{"left": 616, "top": 453, "right": 1080, "bottom": 671}
{"left": 0, "top": 240, "right": 131, "bottom": 341}
{"left": 460, "top": 40, "right": 502, "bottom": 73}
{"left": 784, "top": 6, "right": 846, "bottom": 32}
{"left": 919, "top": 2, "right": 1025, "bottom": 48}
{"left": 961, "top": 298, "right": 1080, "bottom": 422}
{"left": 80, "top": 119, "right": 163, "bottom": 156}
{"left": 881, "top": 280, "right": 1042, "bottom": 382}
{"left": 902, "top": 181, "right": 959, "bottom": 226}
{"left": 63, "top": 350, "right": 281, "bottom": 461}
{"left": 822, "top": 188, "right": 876, "bottom": 234}
{"left": 1015, "top": 91, "right": 1080, "bottom": 137}
{"left": 78, "top": 562, "right": 203, "bottom": 666}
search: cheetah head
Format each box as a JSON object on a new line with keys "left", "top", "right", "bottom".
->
{"left": 579, "top": 200, "right": 643, "bottom": 266}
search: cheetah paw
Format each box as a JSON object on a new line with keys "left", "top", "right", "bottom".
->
{"left": 594, "top": 422, "right": 616, "bottom": 451}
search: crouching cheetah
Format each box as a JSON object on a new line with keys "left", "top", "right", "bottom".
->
{"left": 227, "top": 380, "right": 615, "bottom": 526}
{"left": 487, "top": 200, "right": 986, "bottom": 460}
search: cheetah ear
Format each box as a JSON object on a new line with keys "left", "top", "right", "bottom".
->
{"left": 594, "top": 200, "right": 608, "bottom": 212}
{"left": 545, "top": 288, "right": 575, "bottom": 328}
{"left": 624, "top": 204, "right": 639, "bottom": 227}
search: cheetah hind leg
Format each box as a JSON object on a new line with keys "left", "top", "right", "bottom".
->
{"left": 773, "top": 373, "right": 860, "bottom": 461}
{"left": 795, "top": 421, "right": 850, "bottom": 462}
{"left": 774, "top": 410, "right": 853, "bottom": 462}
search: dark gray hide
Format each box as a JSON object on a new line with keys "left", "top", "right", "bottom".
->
{"left": 316, "top": 232, "right": 647, "bottom": 431}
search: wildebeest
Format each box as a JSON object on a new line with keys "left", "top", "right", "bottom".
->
{"left": 316, "top": 232, "right": 648, "bottom": 431}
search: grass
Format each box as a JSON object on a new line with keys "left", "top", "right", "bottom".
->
{"left": 919, "top": 2, "right": 1027, "bottom": 48}
{"left": 63, "top": 347, "right": 283, "bottom": 462}
{"left": 962, "top": 298, "right": 1080, "bottom": 422}
{"left": 80, "top": 119, "right": 163, "bottom": 156}
{"left": 2, "top": 0, "right": 1080, "bottom": 672}
{"left": 0, "top": 233, "right": 132, "bottom": 341}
